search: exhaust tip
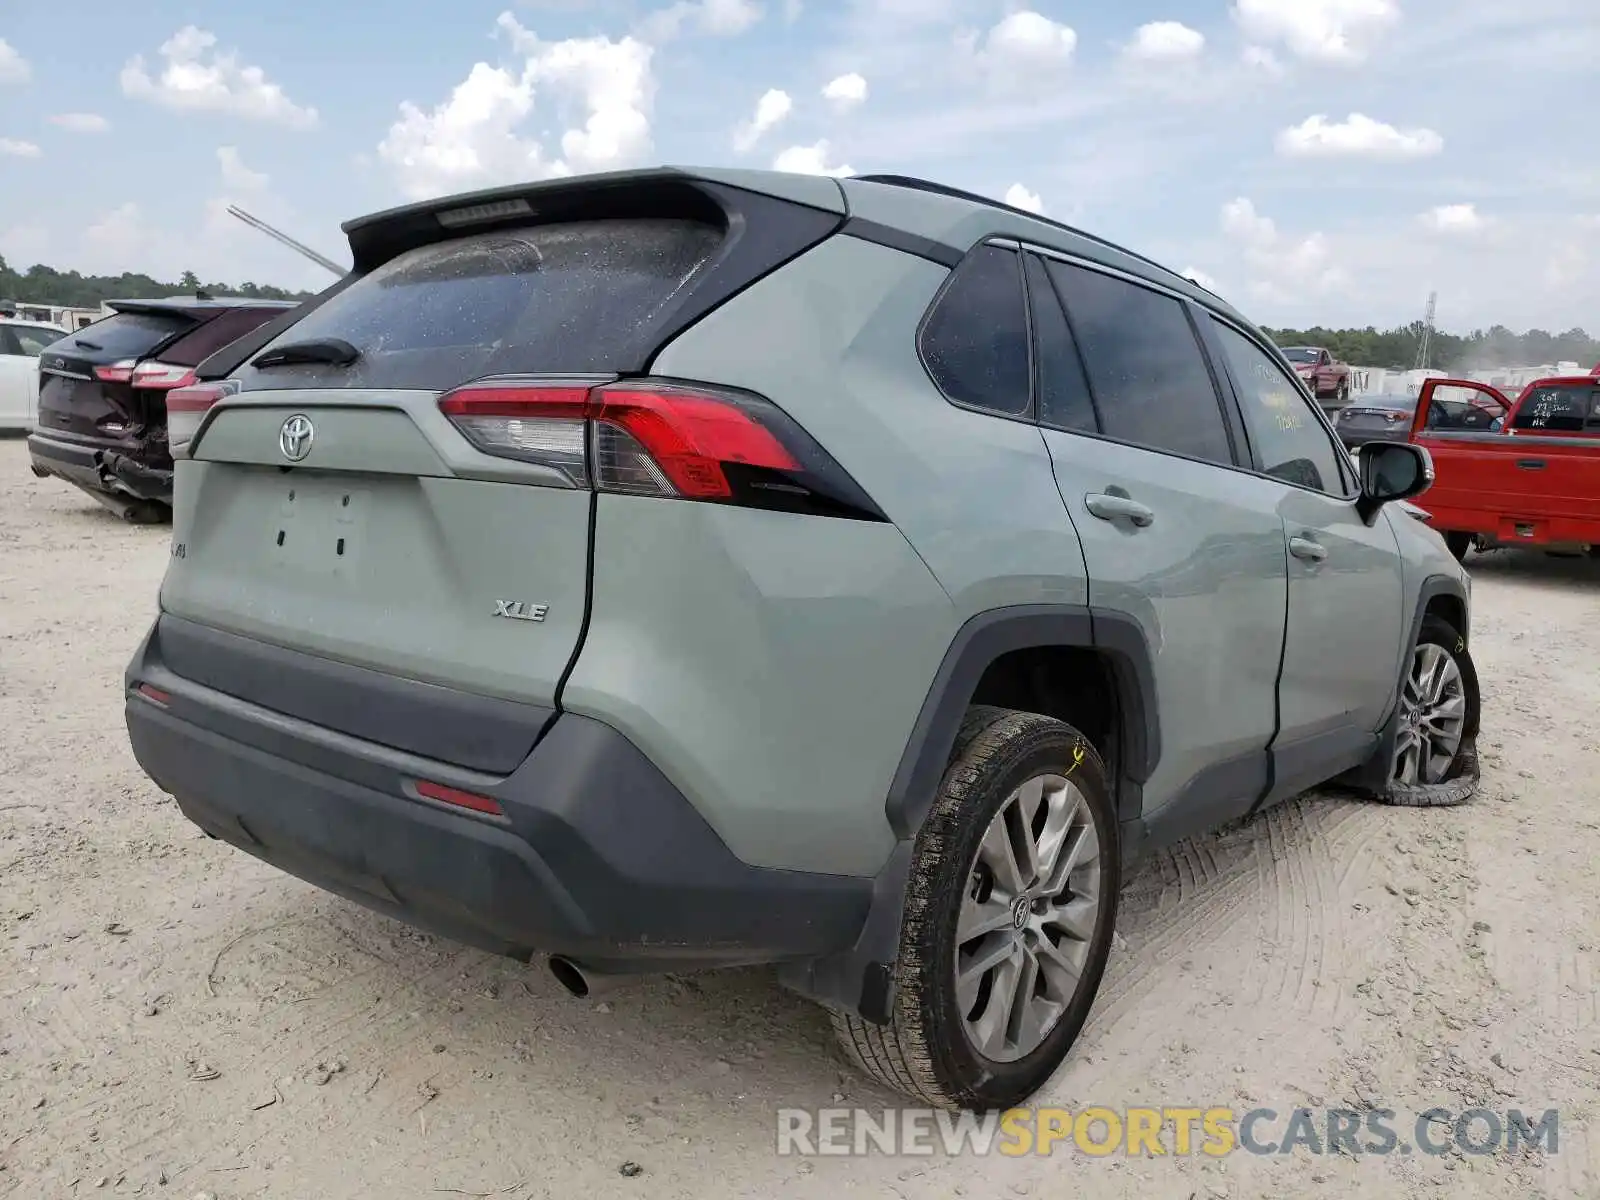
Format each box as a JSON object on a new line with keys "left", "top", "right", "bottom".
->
{"left": 548, "top": 955, "right": 590, "bottom": 998}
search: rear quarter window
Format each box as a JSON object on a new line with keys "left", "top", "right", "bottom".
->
{"left": 232, "top": 219, "right": 723, "bottom": 393}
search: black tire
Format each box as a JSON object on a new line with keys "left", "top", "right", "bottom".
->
{"left": 831, "top": 706, "right": 1120, "bottom": 1111}
{"left": 122, "top": 500, "right": 171, "bottom": 526}
{"left": 1370, "top": 615, "right": 1481, "bottom": 808}
{"left": 1336, "top": 379, "right": 1349, "bottom": 405}
{"left": 1444, "top": 532, "right": 1474, "bottom": 563}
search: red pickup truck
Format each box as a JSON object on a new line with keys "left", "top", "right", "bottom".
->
{"left": 1409, "top": 369, "right": 1600, "bottom": 560}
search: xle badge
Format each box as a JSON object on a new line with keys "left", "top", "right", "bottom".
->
{"left": 494, "top": 600, "right": 549, "bottom": 623}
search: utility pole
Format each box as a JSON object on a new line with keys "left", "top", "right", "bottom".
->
{"left": 226, "top": 205, "right": 347, "bottom": 279}
{"left": 1413, "top": 291, "right": 1437, "bottom": 371}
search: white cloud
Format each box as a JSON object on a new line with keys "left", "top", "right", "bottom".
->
{"left": 378, "top": 14, "right": 654, "bottom": 201}
{"left": 1276, "top": 113, "right": 1443, "bottom": 159}
{"left": 0, "top": 139, "right": 41, "bottom": 158}
{"left": 1242, "top": 45, "right": 1285, "bottom": 74}
{"left": 822, "top": 72, "right": 868, "bottom": 112}
{"left": 120, "top": 26, "right": 318, "bottom": 128}
{"left": 1232, "top": 0, "right": 1400, "bottom": 63}
{"left": 1182, "top": 266, "right": 1220, "bottom": 292}
{"left": 48, "top": 113, "right": 112, "bottom": 134}
{"left": 217, "top": 146, "right": 268, "bottom": 193}
{"left": 1421, "top": 204, "right": 1485, "bottom": 234}
{"left": 1003, "top": 183, "right": 1044, "bottom": 214}
{"left": 641, "top": 0, "right": 762, "bottom": 40}
{"left": 0, "top": 39, "right": 30, "bottom": 84}
{"left": 1220, "top": 196, "right": 1347, "bottom": 301}
{"left": 970, "top": 10, "right": 1077, "bottom": 72}
{"left": 1125, "top": 21, "right": 1205, "bottom": 62}
{"left": 733, "top": 88, "right": 792, "bottom": 151}
{"left": 772, "top": 139, "right": 854, "bottom": 177}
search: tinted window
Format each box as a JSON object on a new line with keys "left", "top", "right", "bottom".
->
{"left": 1512, "top": 384, "right": 1600, "bottom": 432}
{"left": 1046, "top": 261, "right": 1233, "bottom": 464}
{"left": 159, "top": 306, "right": 292, "bottom": 367}
{"left": 12, "top": 326, "right": 57, "bottom": 355}
{"left": 1024, "top": 255, "right": 1097, "bottom": 433}
{"left": 49, "top": 311, "right": 195, "bottom": 360}
{"left": 233, "top": 219, "right": 722, "bottom": 393}
{"left": 919, "top": 244, "right": 1030, "bottom": 416}
{"left": 1212, "top": 321, "right": 1346, "bottom": 494}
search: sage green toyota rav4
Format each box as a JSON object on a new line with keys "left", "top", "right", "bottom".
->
{"left": 125, "top": 168, "right": 1479, "bottom": 1111}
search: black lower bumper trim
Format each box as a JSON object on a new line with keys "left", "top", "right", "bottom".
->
{"left": 125, "top": 633, "right": 872, "bottom": 973}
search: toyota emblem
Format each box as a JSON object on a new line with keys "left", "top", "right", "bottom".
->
{"left": 279, "top": 414, "right": 314, "bottom": 462}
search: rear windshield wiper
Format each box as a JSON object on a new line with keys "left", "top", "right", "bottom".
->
{"left": 251, "top": 337, "right": 361, "bottom": 370}
{"left": 73, "top": 338, "right": 103, "bottom": 351}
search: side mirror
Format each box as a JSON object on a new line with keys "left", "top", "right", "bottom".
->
{"left": 1357, "top": 442, "right": 1434, "bottom": 523}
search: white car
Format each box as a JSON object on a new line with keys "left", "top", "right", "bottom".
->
{"left": 1, "top": 320, "right": 65, "bottom": 431}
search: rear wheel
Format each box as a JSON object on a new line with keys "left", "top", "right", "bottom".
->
{"left": 831, "top": 706, "right": 1119, "bottom": 1110}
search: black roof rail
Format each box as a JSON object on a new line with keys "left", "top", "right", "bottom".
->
{"left": 852, "top": 173, "right": 1203, "bottom": 294}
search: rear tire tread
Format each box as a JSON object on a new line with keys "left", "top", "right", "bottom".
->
{"left": 833, "top": 705, "right": 1117, "bottom": 1110}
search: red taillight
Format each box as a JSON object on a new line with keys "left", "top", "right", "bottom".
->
{"left": 414, "top": 779, "right": 504, "bottom": 817}
{"left": 136, "top": 683, "right": 172, "bottom": 705}
{"left": 438, "top": 377, "right": 883, "bottom": 520}
{"left": 591, "top": 384, "right": 799, "bottom": 499}
{"left": 131, "top": 361, "right": 198, "bottom": 390}
{"left": 165, "top": 382, "right": 233, "bottom": 414}
{"left": 94, "top": 359, "right": 137, "bottom": 383}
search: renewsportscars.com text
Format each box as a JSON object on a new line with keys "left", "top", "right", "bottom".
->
{"left": 775, "top": 1105, "right": 1560, "bottom": 1158}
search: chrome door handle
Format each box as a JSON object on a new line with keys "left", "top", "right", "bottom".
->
{"left": 1084, "top": 493, "right": 1155, "bottom": 527}
{"left": 1289, "top": 535, "right": 1328, "bottom": 563}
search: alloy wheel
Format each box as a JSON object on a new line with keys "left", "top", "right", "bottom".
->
{"left": 954, "top": 772, "right": 1101, "bottom": 1063}
{"left": 1392, "top": 643, "right": 1467, "bottom": 785}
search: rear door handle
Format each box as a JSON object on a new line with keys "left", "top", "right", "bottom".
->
{"left": 1516, "top": 459, "right": 1546, "bottom": 470}
{"left": 1289, "top": 535, "right": 1328, "bottom": 563}
{"left": 1084, "top": 493, "right": 1155, "bottom": 527}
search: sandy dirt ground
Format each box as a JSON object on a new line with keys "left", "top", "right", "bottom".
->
{"left": 2, "top": 436, "right": 1598, "bottom": 1199}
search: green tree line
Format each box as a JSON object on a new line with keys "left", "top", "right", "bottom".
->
{"left": 0, "top": 255, "right": 315, "bottom": 309}
{"left": 1266, "top": 322, "right": 1599, "bottom": 371}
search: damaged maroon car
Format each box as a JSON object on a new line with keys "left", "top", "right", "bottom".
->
{"left": 27, "top": 296, "right": 297, "bottom": 522}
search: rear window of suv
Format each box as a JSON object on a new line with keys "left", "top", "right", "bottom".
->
{"left": 62, "top": 311, "right": 196, "bottom": 359}
{"left": 232, "top": 219, "right": 723, "bottom": 394}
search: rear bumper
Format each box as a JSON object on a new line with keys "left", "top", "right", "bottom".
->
{"left": 124, "top": 621, "right": 871, "bottom": 974}
{"left": 27, "top": 431, "right": 173, "bottom": 504}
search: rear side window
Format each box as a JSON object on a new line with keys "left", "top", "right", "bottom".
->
{"left": 159, "top": 307, "right": 291, "bottom": 367}
{"left": 60, "top": 311, "right": 195, "bottom": 359}
{"left": 1023, "top": 254, "right": 1097, "bottom": 433}
{"left": 1512, "top": 384, "right": 1600, "bottom": 432}
{"left": 10, "top": 326, "right": 58, "bottom": 355}
{"left": 232, "top": 219, "right": 722, "bottom": 393}
{"left": 1046, "top": 261, "right": 1234, "bottom": 466}
{"left": 918, "top": 244, "right": 1030, "bottom": 417}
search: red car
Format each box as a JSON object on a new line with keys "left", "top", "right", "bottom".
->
{"left": 1409, "top": 368, "right": 1600, "bottom": 560}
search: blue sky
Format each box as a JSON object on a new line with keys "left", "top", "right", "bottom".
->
{"left": 1, "top": 0, "right": 1596, "bottom": 332}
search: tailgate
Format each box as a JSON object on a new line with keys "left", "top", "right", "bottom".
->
{"left": 163, "top": 390, "right": 592, "bottom": 711}
{"left": 155, "top": 177, "right": 846, "bottom": 760}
